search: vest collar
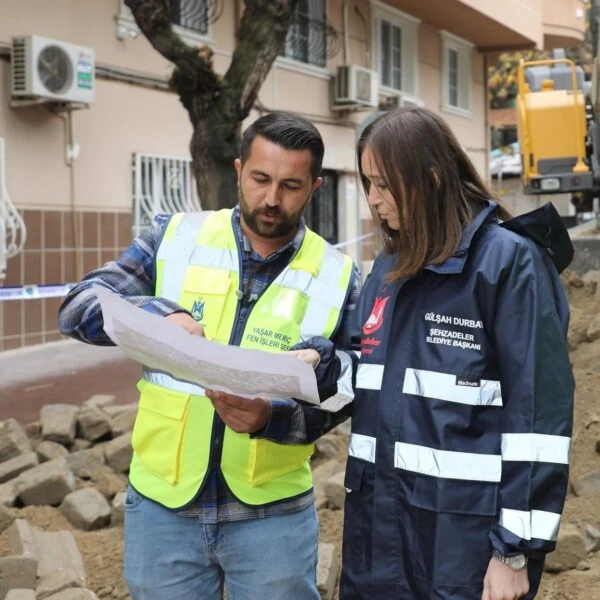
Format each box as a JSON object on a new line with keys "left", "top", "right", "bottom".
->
{"left": 423, "top": 201, "right": 497, "bottom": 275}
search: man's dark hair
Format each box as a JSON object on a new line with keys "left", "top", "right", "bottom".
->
{"left": 240, "top": 112, "right": 324, "bottom": 180}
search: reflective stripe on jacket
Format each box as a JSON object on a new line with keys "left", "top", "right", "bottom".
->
{"left": 130, "top": 209, "right": 354, "bottom": 509}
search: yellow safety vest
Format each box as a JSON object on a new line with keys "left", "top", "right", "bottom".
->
{"left": 129, "top": 209, "right": 354, "bottom": 509}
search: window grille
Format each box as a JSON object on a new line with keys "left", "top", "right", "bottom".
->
{"left": 0, "top": 137, "right": 26, "bottom": 281}
{"left": 283, "top": 0, "right": 327, "bottom": 68}
{"left": 132, "top": 153, "right": 201, "bottom": 237}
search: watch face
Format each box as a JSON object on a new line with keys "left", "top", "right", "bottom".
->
{"left": 508, "top": 554, "right": 527, "bottom": 570}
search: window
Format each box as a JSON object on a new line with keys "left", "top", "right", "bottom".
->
{"left": 380, "top": 19, "right": 402, "bottom": 89}
{"left": 117, "top": 0, "right": 211, "bottom": 44}
{"left": 132, "top": 153, "right": 201, "bottom": 237}
{"left": 282, "top": 0, "right": 327, "bottom": 68}
{"left": 441, "top": 31, "right": 473, "bottom": 115}
{"left": 373, "top": 4, "right": 419, "bottom": 95}
{"left": 304, "top": 170, "right": 338, "bottom": 245}
{"left": 170, "top": 0, "right": 209, "bottom": 35}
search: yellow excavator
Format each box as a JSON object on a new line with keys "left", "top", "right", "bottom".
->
{"left": 516, "top": 2, "right": 600, "bottom": 213}
{"left": 516, "top": 51, "right": 592, "bottom": 196}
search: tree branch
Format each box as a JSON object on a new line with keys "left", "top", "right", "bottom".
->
{"left": 125, "top": 0, "right": 221, "bottom": 105}
{"left": 224, "top": 0, "right": 299, "bottom": 119}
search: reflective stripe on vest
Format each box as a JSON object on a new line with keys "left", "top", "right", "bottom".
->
{"left": 130, "top": 209, "right": 354, "bottom": 508}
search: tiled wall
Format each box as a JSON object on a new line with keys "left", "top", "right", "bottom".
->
{"left": 0, "top": 209, "right": 133, "bottom": 351}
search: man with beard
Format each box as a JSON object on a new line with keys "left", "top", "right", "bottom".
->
{"left": 58, "top": 112, "right": 360, "bottom": 600}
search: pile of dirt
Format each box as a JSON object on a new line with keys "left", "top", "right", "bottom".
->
{"left": 535, "top": 272, "right": 600, "bottom": 599}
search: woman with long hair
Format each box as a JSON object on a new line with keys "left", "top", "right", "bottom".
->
{"left": 338, "top": 107, "right": 574, "bottom": 599}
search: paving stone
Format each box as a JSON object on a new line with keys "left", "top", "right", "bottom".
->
{"left": 0, "top": 556, "right": 38, "bottom": 598}
{"left": 572, "top": 470, "right": 600, "bottom": 496}
{"left": 0, "top": 452, "right": 39, "bottom": 483}
{"left": 33, "top": 527, "right": 86, "bottom": 581}
{"left": 104, "top": 433, "right": 132, "bottom": 473}
{"left": 5, "top": 590, "right": 36, "bottom": 600}
{"left": 71, "top": 439, "right": 93, "bottom": 452}
{"left": 0, "top": 480, "right": 18, "bottom": 507}
{"left": 0, "top": 419, "right": 32, "bottom": 462}
{"left": 78, "top": 405, "right": 112, "bottom": 442}
{"left": 109, "top": 406, "right": 138, "bottom": 437}
{"left": 60, "top": 488, "right": 112, "bottom": 530}
{"left": 24, "top": 420, "right": 41, "bottom": 440}
{"left": 89, "top": 466, "right": 127, "bottom": 500}
{"left": 36, "top": 568, "right": 84, "bottom": 599}
{"left": 13, "top": 457, "right": 76, "bottom": 506}
{"left": 6, "top": 519, "right": 36, "bottom": 559}
{"left": 104, "top": 402, "right": 136, "bottom": 419}
{"left": 317, "top": 542, "right": 340, "bottom": 600}
{"left": 65, "top": 448, "right": 106, "bottom": 479}
{"left": 35, "top": 441, "right": 69, "bottom": 463}
{"left": 585, "top": 524, "right": 600, "bottom": 553}
{"left": 40, "top": 405, "right": 79, "bottom": 445}
{"left": 545, "top": 524, "right": 587, "bottom": 572}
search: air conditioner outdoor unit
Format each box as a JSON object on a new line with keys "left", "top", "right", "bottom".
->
{"left": 332, "top": 65, "right": 378, "bottom": 110}
{"left": 11, "top": 35, "right": 95, "bottom": 105}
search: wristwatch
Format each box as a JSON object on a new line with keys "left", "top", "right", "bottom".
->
{"left": 491, "top": 550, "right": 528, "bottom": 571}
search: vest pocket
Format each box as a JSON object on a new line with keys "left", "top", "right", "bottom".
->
{"left": 248, "top": 439, "right": 313, "bottom": 487}
{"left": 182, "top": 267, "right": 232, "bottom": 341}
{"left": 132, "top": 381, "right": 190, "bottom": 485}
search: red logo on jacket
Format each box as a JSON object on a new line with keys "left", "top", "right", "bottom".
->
{"left": 362, "top": 295, "right": 390, "bottom": 336}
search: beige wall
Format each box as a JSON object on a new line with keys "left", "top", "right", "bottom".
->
{"left": 0, "top": 63, "right": 193, "bottom": 212}
{"left": 383, "top": 0, "right": 543, "bottom": 49}
{"left": 1, "top": 1, "right": 553, "bottom": 233}
{"left": 0, "top": 0, "right": 493, "bottom": 253}
{"left": 461, "top": 0, "right": 544, "bottom": 48}
{"left": 542, "top": 0, "right": 587, "bottom": 48}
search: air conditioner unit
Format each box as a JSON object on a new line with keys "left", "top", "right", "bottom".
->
{"left": 379, "top": 92, "right": 425, "bottom": 111}
{"left": 11, "top": 35, "right": 95, "bottom": 105}
{"left": 332, "top": 65, "right": 378, "bottom": 110}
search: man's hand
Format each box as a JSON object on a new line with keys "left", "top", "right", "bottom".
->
{"left": 287, "top": 348, "right": 320, "bottom": 369}
{"left": 166, "top": 312, "right": 205, "bottom": 336}
{"left": 206, "top": 390, "right": 271, "bottom": 434}
{"left": 482, "top": 558, "right": 529, "bottom": 600}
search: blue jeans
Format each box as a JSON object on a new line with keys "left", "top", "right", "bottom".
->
{"left": 123, "top": 486, "right": 320, "bottom": 600}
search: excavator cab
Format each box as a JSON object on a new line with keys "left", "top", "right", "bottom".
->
{"left": 517, "top": 52, "right": 592, "bottom": 194}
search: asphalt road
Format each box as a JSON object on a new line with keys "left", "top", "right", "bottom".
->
{"left": 0, "top": 340, "right": 141, "bottom": 424}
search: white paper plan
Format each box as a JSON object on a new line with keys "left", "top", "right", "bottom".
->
{"left": 94, "top": 285, "right": 321, "bottom": 405}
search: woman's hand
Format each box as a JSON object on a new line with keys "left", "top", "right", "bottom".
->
{"left": 287, "top": 348, "right": 321, "bottom": 369}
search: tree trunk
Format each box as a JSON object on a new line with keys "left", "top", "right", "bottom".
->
{"left": 190, "top": 109, "right": 240, "bottom": 210}
{"left": 125, "top": 0, "right": 299, "bottom": 209}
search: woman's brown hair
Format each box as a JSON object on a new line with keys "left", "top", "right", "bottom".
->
{"left": 358, "top": 107, "right": 513, "bottom": 281}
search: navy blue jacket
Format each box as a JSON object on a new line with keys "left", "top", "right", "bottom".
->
{"left": 340, "top": 202, "right": 575, "bottom": 599}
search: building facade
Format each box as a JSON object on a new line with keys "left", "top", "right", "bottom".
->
{"left": 0, "top": 0, "right": 585, "bottom": 350}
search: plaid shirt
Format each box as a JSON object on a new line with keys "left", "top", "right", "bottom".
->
{"left": 59, "top": 206, "right": 360, "bottom": 522}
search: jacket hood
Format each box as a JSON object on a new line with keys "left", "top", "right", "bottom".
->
{"left": 500, "top": 202, "right": 574, "bottom": 273}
